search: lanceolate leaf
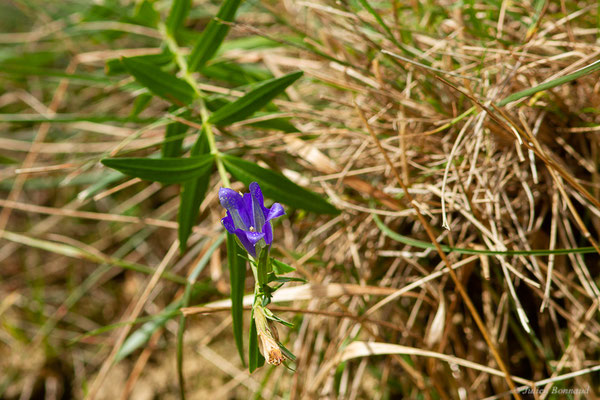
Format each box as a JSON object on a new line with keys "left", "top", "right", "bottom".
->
{"left": 221, "top": 154, "right": 339, "bottom": 215}
{"left": 101, "top": 155, "right": 214, "bottom": 184}
{"left": 200, "top": 61, "right": 272, "bottom": 86}
{"left": 208, "top": 71, "right": 303, "bottom": 126}
{"left": 166, "top": 0, "right": 191, "bottom": 36}
{"left": 271, "top": 258, "right": 295, "bottom": 274}
{"left": 162, "top": 121, "right": 188, "bottom": 158}
{"left": 188, "top": 0, "right": 243, "bottom": 72}
{"left": 106, "top": 52, "right": 173, "bottom": 76}
{"left": 498, "top": 59, "right": 600, "bottom": 106}
{"left": 248, "top": 311, "right": 265, "bottom": 373}
{"left": 205, "top": 97, "right": 297, "bottom": 132}
{"left": 227, "top": 233, "right": 247, "bottom": 366}
{"left": 178, "top": 130, "right": 212, "bottom": 251}
{"left": 121, "top": 56, "right": 196, "bottom": 105}
{"left": 162, "top": 107, "right": 191, "bottom": 159}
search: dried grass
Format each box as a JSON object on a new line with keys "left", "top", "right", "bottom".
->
{"left": 1, "top": 0, "right": 600, "bottom": 399}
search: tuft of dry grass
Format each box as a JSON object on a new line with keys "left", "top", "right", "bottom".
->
{"left": 1, "top": 0, "right": 600, "bottom": 399}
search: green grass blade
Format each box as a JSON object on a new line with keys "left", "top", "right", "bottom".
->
{"left": 271, "top": 258, "right": 295, "bottom": 274}
{"left": 121, "top": 56, "right": 197, "bottom": 105}
{"left": 178, "top": 130, "right": 212, "bottom": 251}
{"left": 227, "top": 233, "right": 247, "bottom": 366}
{"left": 200, "top": 61, "right": 273, "bottom": 86}
{"left": 177, "top": 235, "right": 225, "bottom": 399}
{"left": 101, "top": 155, "right": 215, "bottom": 184}
{"left": 1, "top": 231, "right": 187, "bottom": 284}
{"left": 188, "top": 0, "right": 243, "bottom": 72}
{"left": 208, "top": 71, "right": 302, "bottom": 126}
{"left": 372, "top": 213, "right": 597, "bottom": 256}
{"left": 106, "top": 52, "right": 174, "bottom": 76}
{"left": 0, "top": 63, "right": 113, "bottom": 84}
{"left": 161, "top": 111, "right": 189, "bottom": 158}
{"left": 166, "top": 0, "right": 191, "bottom": 36}
{"left": 0, "top": 114, "right": 156, "bottom": 124}
{"left": 248, "top": 312, "right": 265, "bottom": 372}
{"left": 0, "top": 154, "right": 18, "bottom": 164}
{"left": 221, "top": 154, "right": 339, "bottom": 215}
{"left": 162, "top": 120, "right": 188, "bottom": 158}
{"left": 498, "top": 59, "right": 600, "bottom": 106}
{"left": 357, "top": 0, "right": 399, "bottom": 47}
{"left": 116, "top": 299, "right": 182, "bottom": 361}
{"left": 130, "top": 93, "right": 154, "bottom": 117}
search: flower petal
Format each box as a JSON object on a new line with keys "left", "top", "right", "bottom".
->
{"left": 221, "top": 213, "right": 236, "bottom": 234}
{"left": 218, "top": 187, "right": 243, "bottom": 210}
{"left": 242, "top": 192, "right": 253, "bottom": 227}
{"left": 241, "top": 230, "right": 265, "bottom": 245}
{"left": 234, "top": 229, "right": 265, "bottom": 258}
{"left": 219, "top": 188, "right": 250, "bottom": 229}
{"left": 249, "top": 182, "right": 265, "bottom": 206}
{"left": 262, "top": 220, "right": 273, "bottom": 245}
{"left": 265, "top": 203, "right": 285, "bottom": 222}
{"left": 249, "top": 182, "right": 266, "bottom": 232}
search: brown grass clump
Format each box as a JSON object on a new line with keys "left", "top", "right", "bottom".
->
{"left": 1, "top": 1, "right": 599, "bottom": 399}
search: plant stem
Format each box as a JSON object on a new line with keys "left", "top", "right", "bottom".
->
{"left": 160, "top": 23, "right": 231, "bottom": 188}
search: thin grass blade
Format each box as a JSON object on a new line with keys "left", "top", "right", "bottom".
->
{"left": 221, "top": 154, "right": 339, "bottom": 215}
{"left": 208, "top": 71, "right": 302, "bottom": 126}
{"left": 188, "top": 0, "right": 243, "bottom": 72}
{"left": 227, "top": 233, "right": 247, "bottom": 366}
{"left": 101, "top": 155, "right": 214, "bottom": 184}
{"left": 498, "top": 59, "right": 600, "bottom": 106}
{"left": 121, "top": 56, "right": 197, "bottom": 105}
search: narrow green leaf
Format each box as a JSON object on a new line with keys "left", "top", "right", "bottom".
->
{"left": 130, "top": 93, "right": 153, "bottom": 117}
{"left": 358, "top": 0, "right": 399, "bottom": 47}
{"left": 271, "top": 258, "right": 295, "bottom": 274}
{"left": 277, "top": 342, "right": 296, "bottom": 362}
{"left": 208, "top": 71, "right": 303, "bottom": 126}
{"left": 188, "top": 0, "right": 243, "bottom": 71}
{"left": 121, "top": 56, "right": 196, "bottom": 105}
{"left": 263, "top": 308, "right": 293, "bottom": 327}
{"left": 162, "top": 121, "right": 188, "bottom": 158}
{"left": 525, "top": 0, "right": 547, "bottom": 39}
{"left": 178, "top": 130, "right": 212, "bottom": 251}
{"left": 227, "top": 233, "right": 247, "bottom": 366}
{"left": 133, "top": 0, "right": 160, "bottom": 27}
{"left": 372, "top": 212, "right": 597, "bottom": 256}
{"left": 116, "top": 236, "right": 224, "bottom": 363}
{"left": 101, "top": 155, "right": 214, "bottom": 184}
{"left": 498, "top": 59, "right": 600, "bottom": 106}
{"left": 0, "top": 113, "right": 156, "bottom": 124}
{"left": 205, "top": 97, "right": 297, "bottom": 132}
{"left": 221, "top": 154, "right": 339, "bottom": 215}
{"left": 0, "top": 154, "right": 18, "bottom": 164}
{"left": 200, "top": 61, "right": 272, "bottom": 86}
{"left": 1, "top": 63, "right": 113, "bottom": 84}
{"left": 106, "top": 52, "right": 173, "bottom": 76}
{"left": 256, "top": 247, "right": 271, "bottom": 286}
{"left": 249, "top": 312, "right": 265, "bottom": 372}
{"left": 357, "top": 0, "right": 419, "bottom": 59}
{"left": 116, "top": 300, "right": 181, "bottom": 361}
{"left": 1, "top": 231, "right": 187, "bottom": 284}
{"left": 177, "top": 235, "right": 224, "bottom": 395}
{"left": 245, "top": 113, "right": 298, "bottom": 133}
{"left": 166, "top": 0, "right": 191, "bottom": 35}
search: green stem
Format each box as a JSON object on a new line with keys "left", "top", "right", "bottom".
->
{"left": 160, "top": 23, "right": 231, "bottom": 188}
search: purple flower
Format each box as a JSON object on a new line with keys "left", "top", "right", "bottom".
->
{"left": 219, "top": 182, "right": 285, "bottom": 258}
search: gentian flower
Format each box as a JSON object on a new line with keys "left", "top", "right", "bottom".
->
{"left": 219, "top": 182, "right": 285, "bottom": 258}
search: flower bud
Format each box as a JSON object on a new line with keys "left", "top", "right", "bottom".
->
{"left": 253, "top": 304, "right": 285, "bottom": 366}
